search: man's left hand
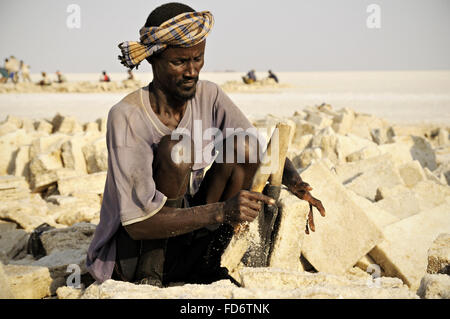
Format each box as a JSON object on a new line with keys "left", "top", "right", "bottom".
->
{"left": 288, "top": 181, "right": 326, "bottom": 234}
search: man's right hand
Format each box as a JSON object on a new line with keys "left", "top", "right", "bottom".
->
{"left": 221, "top": 190, "right": 275, "bottom": 226}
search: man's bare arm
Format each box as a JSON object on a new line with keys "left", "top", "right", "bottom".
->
{"left": 125, "top": 190, "right": 275, "bottom": 240}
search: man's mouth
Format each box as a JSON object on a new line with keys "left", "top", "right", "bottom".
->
{"left": 179, "top": 78, "right": 198, "bottom": 88}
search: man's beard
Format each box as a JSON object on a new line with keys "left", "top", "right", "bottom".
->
{"left": 173, "top": 77, "right": 198, "bottom": 100}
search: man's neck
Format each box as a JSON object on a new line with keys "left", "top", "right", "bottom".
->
{"left": 148, "top": 81, "right": 187, "bottom": 128}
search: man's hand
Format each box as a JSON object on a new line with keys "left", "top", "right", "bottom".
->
{"left": 288, "top": 181, "right": 326, "bottom": 234}
{"left": 222, "top": 190, "right": 276, "bottom": 226}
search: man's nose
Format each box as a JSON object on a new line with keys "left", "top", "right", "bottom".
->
{"left": 184, "top": 61, "right": 198, "bottom": 78}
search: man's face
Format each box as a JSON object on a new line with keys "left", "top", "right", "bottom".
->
{"left": 151, "top": 40, "right": 205, "bottom": 101}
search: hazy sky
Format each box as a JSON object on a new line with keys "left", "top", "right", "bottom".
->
{"left": 1, "top": 0, "right": 449, "bottom": 73}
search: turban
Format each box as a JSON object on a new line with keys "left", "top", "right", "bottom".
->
{"left": 118, "top": 11, "right": 214, "bottom": 70}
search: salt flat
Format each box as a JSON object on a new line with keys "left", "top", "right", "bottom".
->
{"left": 0, "top": 71, "right": 449, "bottom": 125}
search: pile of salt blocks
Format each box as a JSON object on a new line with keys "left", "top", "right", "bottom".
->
{"left": 0, "top": 104, "right": 449, "bottom": 299}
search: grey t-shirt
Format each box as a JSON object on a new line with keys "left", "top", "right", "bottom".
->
{"left": 86, "top": 80, "right": 254, "bottom": 283}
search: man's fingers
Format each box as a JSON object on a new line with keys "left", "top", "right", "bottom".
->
{"left": 311, "top": 198, "right": 326, "bottom": 217}
{"left": 242, "top": 196, "right": 264, "bottom": 211}
{"left": 244, "top": 191, "right": 276, "bottom": 206}
{"left": 308, "top": 205, "right": 315, "bottom": 232}
{"left": 240, "top": 206, "right": 259, "bottom": 222}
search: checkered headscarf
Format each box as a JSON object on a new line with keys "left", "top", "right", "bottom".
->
{"left": 118, "top": 11, "right": 214, "bottom": 70}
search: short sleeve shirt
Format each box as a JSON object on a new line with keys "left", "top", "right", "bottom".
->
{"left": 86, "top": 80, "right": 254, "bottom": 283}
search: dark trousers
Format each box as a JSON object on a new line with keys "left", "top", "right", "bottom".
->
{"left": 112, "top": 222, "right": 235, "bottom": 287}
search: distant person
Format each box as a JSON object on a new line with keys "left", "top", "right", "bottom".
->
{"left": 267, "top": 70, "right": 278, "bottom": 83}
{"left": 8, "top": 56, "right": 20, "bottom": 84}
{"left": 0, "top": 59, "right": 10, "bottom": 83}
{"left": 127, "top": 69, "right": 135, "bottom": 80}
{"left": 55, "top": 70, "right": 67, "bottom": 83}
{"left": 38, "top": 72, "right": 51, "bottom": 86}
{"left": 242, "top": 69, "right": 256, "bottom": 84}
{"left": 20, "top": 60, "right": 31, "bottom": 82}
{"left": 100, "top": 71, "right": 111, "bottom": 82}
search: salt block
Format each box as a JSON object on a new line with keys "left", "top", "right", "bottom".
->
{"left": 0, "top": 228, "right": 28, "bottom": 263}
{"left": 238, "top": 267, "right": 416, "bottom": 299}
{"left": 83, "top": 122, "right": 100, "bottom": 134}
{"left": 268, "top": 189, "right": 309, "bottom": 271}
{"left": 378, "top": 143, "right": 414, "bottom": 166}
{"left": 355, "top": 254, "right": 384, "bottom": 275}
{"left": 417, "top": 274, "right": 450, "bottom": 299}
{"left": 410, "top": 136, "right": 437, "bottom": 171}
{"left": 335, "top": 134, "right": 376, "bottom": 163}
{"left": 34, "top": 120, "right": 53, "bottom": 134}
{"left": 52, "top": 114, "right": 83, "bottom": 135}
{"left": 56, "top": 286, "right": 83, "bottom": 299}
{"left": 291, "top": 134, "right": 312, "bottom": 152}
{"left": 57, "top": 172, "right": 107, "bottom": 196}
{"left": 345, "top": 160, "right": 404, "bottom": 201}
{"left": 294, "top": 147, "right": 322, "bottom": 168}
{"left": 412, "top": 180, "right": 450, "bottom": 211}
{"left": 427, "top": 233, "right": 450, "bottom": 275}
{"left": 346, "top": 145, "right": 382, "bottom": 162}
{"left": 347, "top": 190, "right": 399, "bottom": 228}
{"left": 29, "top": 133, "right": 70, "bottom": 159}
{"left": 369, "top": 202, "right": 450, "bottom": 291}
{"left": 332, "top": 108, "right": 354, "bottom": 135}
{"left": 375, "top": 185, "right": 423, "bottom": 219}
{"left": 12, "top": 145, "right": 30, "bottom": 180}
{"left": 31, "top": 168, "right": 79, "bottom": 192}
{"left": 299, "top": 161, "right": 384, "bottom": 275}
{"left": 305, "top": 111, "right": 333, "bottom": 129}
{"left": 437, "top": 128, "right": 449, "bottom": 146}
{"left": 83, "top": 137, "right": 108, "bottom": 173}
{"left": 0, "top": 262, "right": 14, "bottom": 299}
{"left": 0, "top": 175, "right": 29, "bottom": 190}
{"left": 0, "top": 202, "right": 55, "bottom": 232}
{"left": 4, "top": 264, "right": 52, "bottom": 299}
{"left": 61, "top": 137, "right": 88, "bottom": 174}
{"left": 398, "top": 160, "right": 426, "bottom": 188}
{"left": 423, "top": 167, "right": 447, "bottom": 185}
{"left": 40, "top": 222, "right": 96, "bottom": 255}
{"left": 96, "top": 118, "right": 107, "bottom": 134}
{"left": 292, "top": 119, "right": 317, "bottom": 141}
{"left": 0, "top": 122, "right": 18, "bottom": 136}
{"left": 29, "top": 150, "right": 64, "bottom": 181}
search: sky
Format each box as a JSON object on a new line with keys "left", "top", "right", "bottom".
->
{"left": 0, "top": 0, "right": 449, "bottom": 73}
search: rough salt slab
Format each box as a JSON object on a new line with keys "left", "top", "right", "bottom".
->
{"left": 268, "top": 189, "right": 309, "bottom": 271}
{"left": 299, "top": 161, "right": 384, "bottom": 275}
{"left": 57, "top": 172, "right": 107, "bottom": 196}
{"left": 427, "top": 233, "right": 450, "bottom": 275}
{"left": 369, "top": 202, "right": 450, "bottom": 292}
{"left": 4, "top": 264, "right": 52, "bottom": 299}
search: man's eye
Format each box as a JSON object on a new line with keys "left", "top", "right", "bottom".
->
{"left": 172, "top": 60, "right": 184, "bottom": 66}
{"left": 194, "top": 56, "right": 203, "bottom": 62}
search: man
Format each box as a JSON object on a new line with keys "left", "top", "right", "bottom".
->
{"left": 55, "top": 70, "right": 67, "bottom": 83}
{"left": 20, "top": 61, "right": 31, "bottom": 82}
{"left": 100, "top": 71, "right": 111, "bottom": 82}
{"left": 268, "top": 70, "right": 279, "bottom": 83}
{"left": 38, "top": 72, "right": 51, "bottom": 86}
{"left": 87, "top": 2, "right": 325, "bottom": 287}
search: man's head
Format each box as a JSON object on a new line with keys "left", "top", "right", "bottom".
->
{"left": 144, "top": 3, "right": 204, "bottom": 101}
{"left": 117, "top": 2, "right": 213, "bottom": 101}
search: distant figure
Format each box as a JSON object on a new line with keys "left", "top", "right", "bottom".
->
{"left": 8, "top": 56, "right": 20, "bottom": 84}
{"left": 55, "top": 70, "right": 67, "bottom": 83}
{"left": 127, "top": 70, "right": 135, "bottom": 80}
{"left": 100, "top": 71, "right": 111, "bottom": 82}
{"left": 267, "top": 70, "right": 279, "bottom": 83}
{"left": 38, "top": 72, "right": 51, "bottom": 86}
{"left": 20, "top": 61, "right": 31, "bottom": 82}
{"left": 242, "top": 69, "right": 256, "bottom": 84}
{"left": 0, "top": 59, "right": 10, "bottom": 83}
